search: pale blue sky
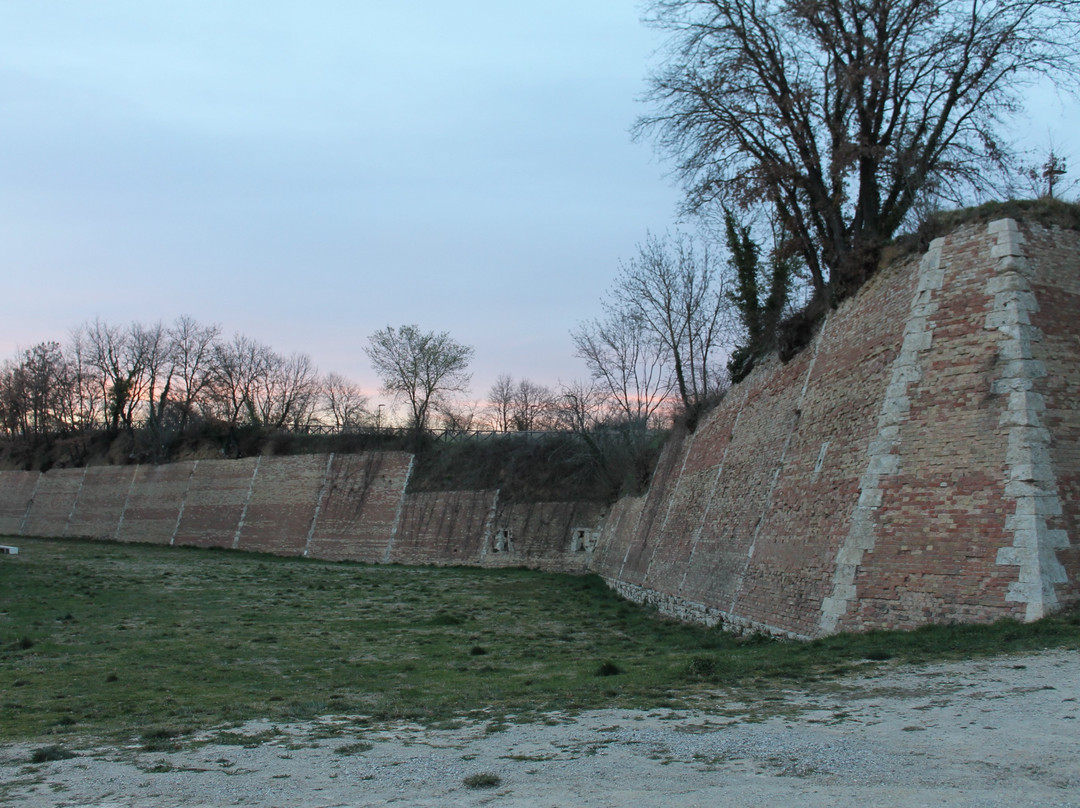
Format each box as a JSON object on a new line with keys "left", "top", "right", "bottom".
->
{"left": 0, "top": 1, "right": 684, "bottom": 405}
{"left": 1, "top": 2, "right": 1076, "bottom": 409}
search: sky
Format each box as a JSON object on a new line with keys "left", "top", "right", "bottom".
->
{"left": 1, "top": 2, "right": 1077, "bottom": 415}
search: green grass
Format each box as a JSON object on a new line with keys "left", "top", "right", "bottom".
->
{"left": 1, "top": 537, "right": 1078, "bottom": 746}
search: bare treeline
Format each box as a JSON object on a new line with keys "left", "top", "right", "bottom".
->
{"left": 0, "top": 316, "right": 371, "bottom": 442}
{"left": 481, "top": 373, "right": 676, "bottom": 436}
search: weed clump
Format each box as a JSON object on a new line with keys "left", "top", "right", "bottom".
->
{"left": 335, "top": 741, "right": 373, "bottom": 756}
{"left": 463, "top": 772, "right": 501, "bottom": 789}
{"left": 685, "top": 655, "right": 718, "bottom": 679}
{"left": 594, "top": 661, "right": 622, "bottom": 677}
{"left": 29, "top": 745, "right": 76, "bottom": 763}
{"left": 140, "top": 727, "right": 185, "bottom": 752}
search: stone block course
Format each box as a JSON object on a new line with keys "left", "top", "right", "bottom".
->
{"left": 489, "top": 501, "right": 605, "bottom": 572}
{"left": 392, "top": 490, "right": 496, "bottom": 565}
{"left": 235, "top": 455, "right": 325, "bottom": 557}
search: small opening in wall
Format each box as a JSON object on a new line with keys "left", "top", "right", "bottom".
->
{"left": 493, "top": 528, "right": 512, "bottom": 553}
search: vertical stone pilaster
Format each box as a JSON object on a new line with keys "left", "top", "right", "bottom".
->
{"left": 64, "top": 467, "right": 90, "bottom": 537}
{"left": 477, "top": 488, "right": 500, "bottom": 562}
{"left": 18, "top": 472, "right": 42, "bottom": 536}
{"left": 383, "top": 454, "right": 415, "bottom": 563}
{"left": 303, "top": 453, "right": 335, "bottom": 557}
{"left": 986, "top": 218, "right": 1071, "bottom": 621}
{"left": 114, "top": 464, "right": 140, "bottom": 540}
{"left": 642, "top": 428, "right": 699, "bottom": 583}
{"left": 819, "top": 236, "right": 946, "bottom": 633}
{"left": 232, "top": 455, "right": 261, "bottom": 550}
{"left": 170, "top": 460, "right": 198, "bottom": 547}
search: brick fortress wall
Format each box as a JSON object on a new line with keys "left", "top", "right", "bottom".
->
{"left": 0, "top": 451, "right": 596, "bottom": 571}
{"left": 2, "top": 217, "right": 1075, "bottom": 635}
{"left": 591, "top": 218, "right": 1079, "bottom": 636}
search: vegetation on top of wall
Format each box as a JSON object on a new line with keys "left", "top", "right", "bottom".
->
{"left": 0, "top": 419, "right": 668, "bottom": 505}
{"left": 406, "top": 427, "right": 667, "bottom": 503}
{"left": 729, "top": 198, "right": 1080, "bottom": 377}
{"left": 888, "top": 198, "right": 1080, "bottom": 262}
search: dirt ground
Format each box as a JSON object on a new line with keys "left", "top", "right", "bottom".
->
{"left": 2, "top": 649, "right": 1078, "bottom": 808}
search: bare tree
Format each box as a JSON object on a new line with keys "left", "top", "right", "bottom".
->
{"left": 65, "top": 329, "right": 104, "bottom": 431}
{"left": 78, "top": 319, "right": 151, "bottom": 434}
{"left": 487, "top": 373, "right": 517, "bottom": 432}
{"left": 0, "top": 343, "right": 76, "bottom": 438}
{"left": 637, "top": 0, "right": 1080, "bottom": 300}
{"left": 209, "top": 333, "right": 273, "bottom": 429}
{"left": 488, "top": 375, "right": 558, "bottom": 431}
{"left": 510, "top": 378, "right": 556, "bottom": 431}
{"left": 251, "top": 351, "right": 319, "bottom": 430}
{"left": 573, "top": 309, "right": 674, "bottom": 427}
{"left": 365, "top": 325, "right": 474, "bottom": 433}
{"left": 136, "top": 322, "right": 176, "bottom": 433}
{"left": 319, "top": 372, "right": 370, "bottom": 432}
{"left": 169, "top": 316, "right": 220, "bottom": 432}
{"left": 598, "top": 232, "right": 730, "bottom": 411}
{"left": 434, "top": 399, "right": 479, "bottom": 433}
{"left": 554, "top": 379, "right": 612, "bottom": 433}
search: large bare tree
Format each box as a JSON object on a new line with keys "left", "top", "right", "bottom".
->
{"left": 487, "top": 373, "right": 517, "bottom": 432}
{"left": 603, "top": 232, "right": 730, "bottom": 411}
{"left": 637, "top": 0, "right": 1080, "bottom": 300}
{"left": 78, "top": 319, "right": 152, "bottom": 434}
{"left": 209, "top": 334, "right": 273, "bottom": 430}
{"left": 365, "top": 325, "right": 474, "bottom": 433}
{"left": 251, "top": 351, "right": 319, "bottom": 431}
{"left": 0, "top": 343, "right": 76, "bottom": 438}
{"left": 572, "top": 309, "right": 674, "bottom": 427}
{"left": 486, "top": 374, "right": 557, "bottom": 432}
{"left": 169, "top": 316, "right": 220, "bottom": 432}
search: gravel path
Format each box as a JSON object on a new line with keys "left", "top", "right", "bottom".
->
{"left": 3, "top": 650, "right": 1078, "bottom": 807}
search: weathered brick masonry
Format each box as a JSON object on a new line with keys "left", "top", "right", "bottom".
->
{"left": 593, "top": 218, "right": 1078, "bottom": 636}
{"left": 2, "top": 451, "right": 595, "bottom": 571}
{"left": 0, "top": 470, "right": 40, "bottom": 535}
{"left": 306, "top": 452, "right": 412, "bottom": 562}
{"left": 117, "top": 462, "right": 197, "bottom": 545}
{"left": 21, "top": 468, "right": 85, "bottom": 538}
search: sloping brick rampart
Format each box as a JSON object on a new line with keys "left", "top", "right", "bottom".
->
{"left": 116, "top": 462, "right": 197, "bottom": 545}
{"left": 593, "top": 219, "right": 1078, "bottom": 636}
{"left": 305, "top": 453, "right": 412, "bottom": 562}
{"left": 0, "top": 470, "right": 40, "bottom": 535}
{"left": 3, "top": 452, "right": 593, "bottom": 572}
{"left": 22, "top": 468, "right": 85, "bottom": 538}
{"left": 68, "top": 465, "right": 137, "bottom": 540}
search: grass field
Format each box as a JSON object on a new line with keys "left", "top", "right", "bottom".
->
{"left": 2, "top": 537, "right": 1078, "bottom": 749}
